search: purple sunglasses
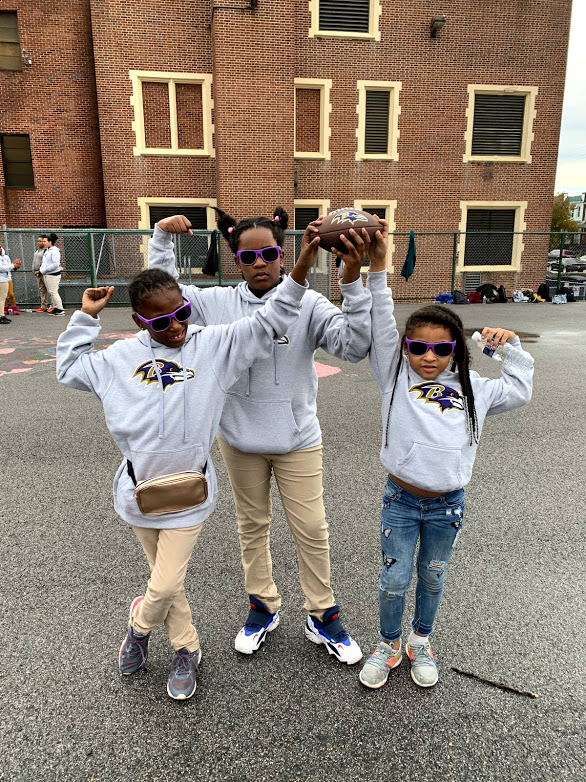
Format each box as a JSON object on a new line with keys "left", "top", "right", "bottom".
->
{"left": 134, "top": 297, "right": 192, "bottom": 332}
{"left": 236, "top": 246, "right": 282, "bottom": 265}
{"left": 405, "top": 338, "right": 456, "bottom": 358}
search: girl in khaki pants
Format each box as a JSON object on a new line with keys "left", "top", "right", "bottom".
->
{"left": 148, "top": 207, "right": 375, "bottom": 664}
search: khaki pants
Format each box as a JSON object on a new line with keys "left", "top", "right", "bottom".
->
{"left": 131, "top": 523, "right": 203, "bottom": 652}
{"left": 44, "top": 274, "right": 63, "bottom": 310}
{"left": 0, "top": 282, "right": 8, "bottom": 314}
{"left": 36, "top": 274, "right": 48, "bottom": 308}
{"left": 217, "top": 437, "right": 334, "bottom": 620}
{"left": 6, "top": 280, "right": 16, "bottom": 307}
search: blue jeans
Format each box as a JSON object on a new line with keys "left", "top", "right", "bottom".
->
{"left": 379, "top": 476, "right": 465, "bottom": 642}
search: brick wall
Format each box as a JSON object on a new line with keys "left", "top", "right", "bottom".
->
{"left": 1, "top": 1, "right": 573, "bottom": 297}
{"left": 88, "top": 0, "right": 216, "bottom": 228}
{"left": 0, "top": 0, "right": 105, "bottom": 228}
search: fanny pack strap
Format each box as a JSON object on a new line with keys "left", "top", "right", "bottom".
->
{"left": 127, "top": 459, "right": 137, "bottom": 486}
{"left": 126, "top": 459, "right": 207, "bottom": 486}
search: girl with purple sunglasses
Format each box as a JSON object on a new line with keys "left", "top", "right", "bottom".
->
{"left": 333, "top": 224, "right": 534, "bottom": 691}
{"left": 148, "top": 206, "right": 372, "bottom": 666}
{"left": 56, "top": 247, "right": 319, "bottom": 701}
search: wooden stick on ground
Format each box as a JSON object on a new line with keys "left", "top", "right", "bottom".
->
{"left": 450, "top": 666, "right": 538, "bottom": 698}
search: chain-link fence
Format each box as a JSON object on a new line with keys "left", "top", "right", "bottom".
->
{"left": 1, "top": 227, "right": 582, "bottom": 307}
{"left": 0, "top": 228, "right": 332, "bottom": 307}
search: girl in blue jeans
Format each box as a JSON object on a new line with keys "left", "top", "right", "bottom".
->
{"left": 336, "top": 223, "right": 534, "bottom": 688}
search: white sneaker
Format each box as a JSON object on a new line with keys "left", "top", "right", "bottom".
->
{"left": 234, "top": 596, "right": 280, "bottom": 654}
{"left": 304, "top": 605, "right": 362, "bottom": 665}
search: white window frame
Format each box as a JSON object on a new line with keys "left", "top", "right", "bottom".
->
{"left": 457, "top": 201, "right": 527, "bottom": 273}
{"left": 137, "top": 197, "right": 218, "bottom": 274}
{"left": 130, "top": 70, "right": 214, "bottom": 157}
{"left": 308, "top": 0, "right": 382, "bottom": 41}
{"left": 294, "top": 199, "right": 331, "bottom": 273}
{"left": 353, "top": 200, "right": 396, "bottom": 272}
{"left": 355, "top": 81, "right": 401, "bottom": 161}
{"left": 463, "top": 85, "right": 538, "bottom": 164}
{"left": 294, "top": 78, "right": 332, "bottom": 160}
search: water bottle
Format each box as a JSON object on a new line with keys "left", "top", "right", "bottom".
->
{"left": 471, "top": 331, "right": 534, "bottom": 371}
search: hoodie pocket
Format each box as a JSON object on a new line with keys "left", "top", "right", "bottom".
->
{"left": 397, "top": 442, "right": 461, "bottom": 491}
{"left": 220, "top": 395, "right": 301, "bottom": 453}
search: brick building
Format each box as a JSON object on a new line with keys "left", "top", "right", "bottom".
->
{"left": 0, "top": 0, "right": 573, "bottom": 297}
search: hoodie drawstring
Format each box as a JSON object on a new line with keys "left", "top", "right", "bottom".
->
{"left": 147, "top": 336, "right": 189, "bottom": 442}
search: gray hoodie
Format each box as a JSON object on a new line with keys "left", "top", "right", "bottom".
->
{"left": 367, "top": 271, "right": 533, "bottom": 493}
{"left": 32, "top": 247, "right": 46, "bottom": 273}
{"left": 56, "top": 275, "right": 307, "bottom": 529}
{"left": 0, "top": 247, "right": 14, "bottom": 283}
{"left": 148, "top": 226, "right": 372, "bottom": 453}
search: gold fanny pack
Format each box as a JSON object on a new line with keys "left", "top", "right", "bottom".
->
{"left": 128, "top": 461, "right": 208, "bottom": 516}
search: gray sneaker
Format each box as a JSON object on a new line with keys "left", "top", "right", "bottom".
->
{"left": 406, "top": 640, "right": 439, "bottom": 687}
{"left": 119, "top": 596, "right": 150, "bottom": 675}
{"left": 167, "top": 648, "right": 202, "bottom": 700}
{"left": 359, "top": 641, "right": 402, "bottom": 688}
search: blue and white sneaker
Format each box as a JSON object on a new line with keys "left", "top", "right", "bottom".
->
{"left": 304, "top": 605, "right": 362, "bottom": 665}
{"left": 234, "top": 596, "right": 280, "bottom": 654}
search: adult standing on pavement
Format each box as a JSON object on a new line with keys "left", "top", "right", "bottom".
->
{"left": 0, "top": 245, "right": 21, "bottom": 325}
{"left": 148, "top": 208, "right": 371, "bottom": 666}
{"left": 32, "top": 235, "right": 49, "bottom": 312}
{"left": 40, "top": 233, "right": 65, "bottom": 316}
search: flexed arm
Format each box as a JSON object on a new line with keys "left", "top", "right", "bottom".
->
{"left": 148, "top": 215, "right": 209, "bottom": 325}
{"left": 56, "top": 287, "right": 115, "bottom": 394}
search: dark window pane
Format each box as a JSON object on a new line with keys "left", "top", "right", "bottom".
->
{"left": 0, "top": 12, "right": 22, "bottom": 71}
{"left": 464, "top": 209, "right": 515, "bottom": 266}
{"left": 1, "top": 134, "right": 34, "bottom": 187}
{"left": 294, "top": 207, "right": 320, "bottom": 229}
{"left": 319, "top": 0, "right": 370, "bottom": 33}
{"left": 471, "top": 94, "right": 525, "bottom": 156}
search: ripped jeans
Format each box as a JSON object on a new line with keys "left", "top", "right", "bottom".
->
{"left": 378, "top": 476, "right": 464, "bottom": 642}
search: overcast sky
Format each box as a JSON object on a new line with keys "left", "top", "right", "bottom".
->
{"left": 554, "top": 1, "right": 585, "bottom": 196}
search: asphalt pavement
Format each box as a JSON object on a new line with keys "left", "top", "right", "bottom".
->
{"left": 1, "top": 299, "right": 585, "bottom": 782}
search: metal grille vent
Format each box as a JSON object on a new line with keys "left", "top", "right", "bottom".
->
{"left": 464, "top": 209, "right": 515, "bottom": 267}
{"left": 319, "top": 0, "right": 370, "bottom": 33}
{"left": 148, "top": 206, "right": 207, "bottom": 230}
{"left": 471, "top": 94, "right": 525, "bottom": 156}
{"left": 365, "top": 91, "right": 390, "bottom": 155}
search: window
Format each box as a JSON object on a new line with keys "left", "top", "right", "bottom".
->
{"left": 353, "top": 200, "right": 396, "bottom": 272}
{"left": 0, "top": 13, "right": 21, "bottom": 71}
{"left": 463, "top": 86, "right": 538, "bottom": 163}
{"left": 457, "top": 201, "right": 527, "bottom": 272}
{"left": 309, "top": 0, "right": 381, "bottom": 41}
{"left": 356, "top": 82, "right": 401, "bottom": 161}
{"left": 129, "top": 71, "right": 214, "bottom": 157}
{"left": 294, "top": 79, "right": 332, "bottom": 159}
{"left": 1, "top": 134, "right": 34, "bottom": 187}
{"left": 137, "top": 198, "right": 218, "bottom": 276}
{"left": 294, "top": 200, "right": 331, "bottom": 273}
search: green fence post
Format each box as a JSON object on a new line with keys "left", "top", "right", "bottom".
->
{"left": 451, "top": 232, "right": 458, "bottom": 294}
{"left": 87, "top": 232, "right": 96, "bottom": 287}
{"left": 556, "top": 231, "right": 565, "bottom": 293}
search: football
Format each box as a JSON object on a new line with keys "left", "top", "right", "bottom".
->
{"left": 316, "top": 208, "right": 380, "bottom": 254}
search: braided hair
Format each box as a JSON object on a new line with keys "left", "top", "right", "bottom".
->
{"left": 128, "top": 268, "right": 180, "bottom": 311}
{"left": 214, "top": 206, "right": 288, "bottom": 253}
{"left": 386, "top": 305, "right": 479, "bottom": 446}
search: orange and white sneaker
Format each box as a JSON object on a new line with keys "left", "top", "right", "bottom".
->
{"left": 359, "top": 641, "right": 402, "bottom": 688}
{"left": 406, "top": 640, "right": 439, "bottom": 687}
